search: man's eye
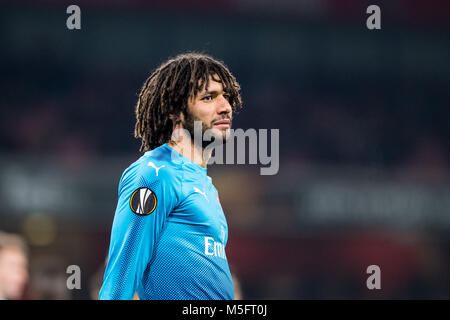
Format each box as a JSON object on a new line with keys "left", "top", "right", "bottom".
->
{"left": 202, "top": 96, "right": 213, "bottom": 101}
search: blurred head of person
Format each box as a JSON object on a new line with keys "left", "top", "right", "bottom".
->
{"left": 0, "top": 231, "right": 29, "bottom": 300}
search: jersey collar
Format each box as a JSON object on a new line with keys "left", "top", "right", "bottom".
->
{"left": 162, "top": 144, "right": 208, "bottom": 175}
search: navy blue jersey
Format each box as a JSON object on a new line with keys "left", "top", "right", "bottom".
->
{"left": 99, "top": 144, "right": 234, "bottom": 300}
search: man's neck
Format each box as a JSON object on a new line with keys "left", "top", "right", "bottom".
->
{"left": 167, "top": 138, "right": 211, "bottom": 168}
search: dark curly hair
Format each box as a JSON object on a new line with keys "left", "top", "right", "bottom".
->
{"left": 134, "top": 52, "right": 242, "bottom": 152}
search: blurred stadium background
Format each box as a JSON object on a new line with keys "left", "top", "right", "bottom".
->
{"left": 0, "top": 0, "right": 449, "bottom": 299}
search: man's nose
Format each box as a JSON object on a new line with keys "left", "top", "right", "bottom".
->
{"left": 217, "top": 95, "right": 232, "bottom": 114}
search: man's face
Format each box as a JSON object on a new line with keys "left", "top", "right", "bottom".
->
{"left": 182, "top": 75, "right": 233, "bottom": 147}
{"left": 0, "top": 247, "right": 28, "bottom": 299}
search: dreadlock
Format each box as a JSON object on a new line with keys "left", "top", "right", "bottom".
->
{"left": 134, "top": 53, "right": 242, "bottom": 152}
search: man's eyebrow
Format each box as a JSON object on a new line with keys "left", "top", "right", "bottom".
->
{"left": 200, "top": 89, "right": 230, "bottom": 96}
{"left": 200, "top": 90, "right": 221, "bottom": 96}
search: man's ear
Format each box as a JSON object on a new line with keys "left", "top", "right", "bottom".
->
{"left": 169, "top": 112, "right": 185, "bottom": 144}
{"left": 169, "top": 112, "right": 183, "bottom": 127}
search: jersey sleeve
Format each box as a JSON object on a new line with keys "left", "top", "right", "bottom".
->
{"left": 99, "top": 162, "right": 180, "bottom": 300}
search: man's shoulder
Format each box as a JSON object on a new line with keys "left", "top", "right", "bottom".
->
{"left": 122, "top": 145, "right": 182, "bottom": 185}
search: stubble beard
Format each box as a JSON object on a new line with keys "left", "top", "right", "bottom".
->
{"left": 182, "top": 110, "right": 231, "bottom": 150}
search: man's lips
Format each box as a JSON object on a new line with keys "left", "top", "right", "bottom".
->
{"left": 213, "top": 119, "right": 231, "bottom": 128}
